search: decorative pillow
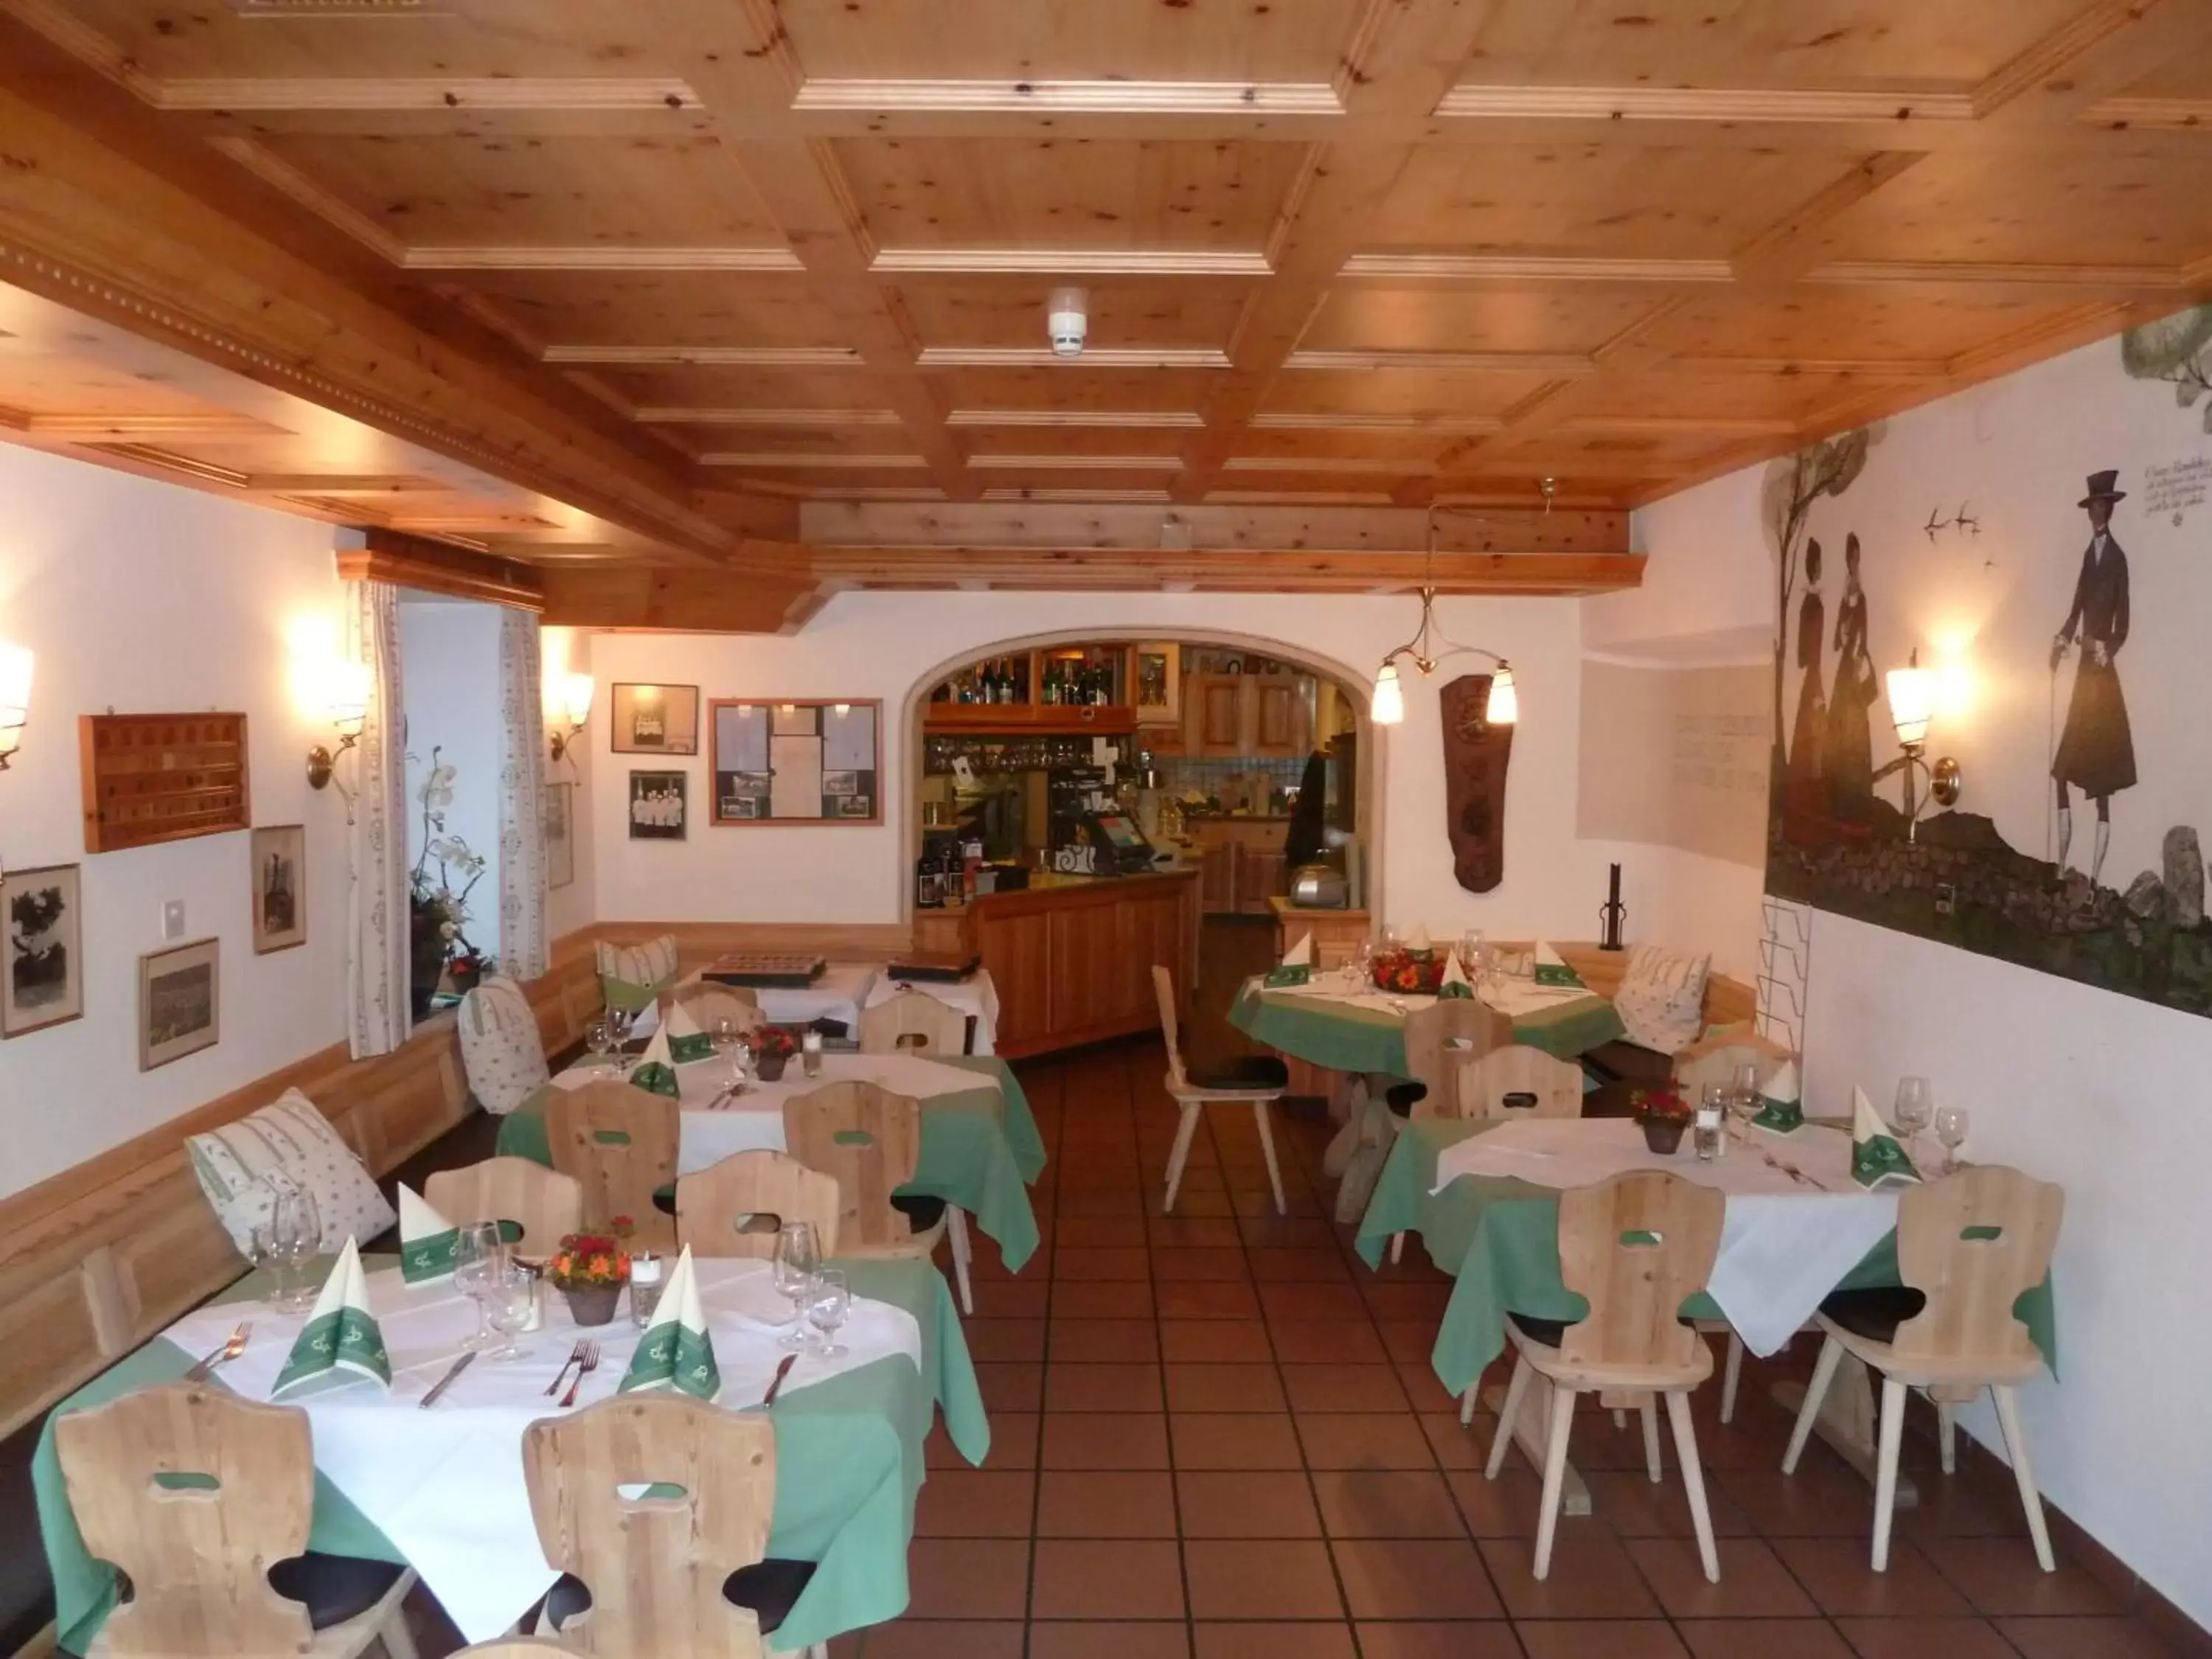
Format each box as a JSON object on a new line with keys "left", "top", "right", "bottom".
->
{"left": 1614, "top": 945, "right": 1711, "bottom": 1056}
{"left": 459, "top": 974, "right": 551, "bottom": 1114}
{"left": 184, "top": 1089, "right": 397, "bottom": 1260}
{"left": 596, "top": 934, "right": 678, "bottom": 1013}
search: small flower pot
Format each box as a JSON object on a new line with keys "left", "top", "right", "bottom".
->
{"left": 1640, "top": 1116, "right": 1687, "bottom": 1156}
{"left": 756, "top": 1053, "right": 788, "bottom": 1082}
{"left": 560, "top": 1284, "right": 623, "bottom": 1327}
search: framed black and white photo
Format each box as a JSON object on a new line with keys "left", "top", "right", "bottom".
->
{"left": 610, "top": 683, "right": 700, "bottom": 754}
{"left": 250, "top": 824, "right": 307, "bottom": 954}
{"left": 627, "top": 770, "right": 689, "bottom": 841}
{"left": 544, "top": 781, "right": 576, "bottom": 889}
{"left": 140, "top": 936, "right": 220, "bottom": 1071}
{"left": 4, "top": 863, "right": 83, "bottom": 1037}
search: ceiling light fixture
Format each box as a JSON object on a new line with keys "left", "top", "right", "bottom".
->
{"left": 1369, "top": 505, "right": 1517, "bottom": 728}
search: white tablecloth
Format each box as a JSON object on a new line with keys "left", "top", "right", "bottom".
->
{"left": 863, "top": 972, "right": 1001, "bottom": 1056}
{"left": 161, "top": 1261, "right": 920, "bottom": 1644}
{"left": 1262, "top": 973, "right": 1586, "bottom": 1023}
{"left": 550, "top": 1051, "right": 1002, "bottom": 1175}
{"left": 1432, "top": 1118, "right": 1899, "bottom": 1357}
{"left": 636, "top": 961, "right": 883, "bottom": 1039}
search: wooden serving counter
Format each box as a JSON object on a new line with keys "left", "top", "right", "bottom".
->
{"left": 911, "top": 869, "right": 1200, "bottom": 1059}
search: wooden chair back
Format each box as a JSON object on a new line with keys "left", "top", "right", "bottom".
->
{"left": 1892, "top": 1166, "right": 2064, "bottom": 1368}
{"left": 55, "top": 1384, "right": 314, "bottom": 1659}
{"left": 1152, "top": 965, "right": 1186, "bottom": 1088}
{"left": 1672, "top": 1025, "right": 1795, "bottom": 1101}
{"left": 1455, "top": 1044, "right": 1585, "bottom": 1120}
{"left": 858, "top": 990, "right": 967, "bottom": 1056}
{"left": 544, "top": 1080, "right": 681, "bottom": 1250}
{"left": 678, "top": 1151, "right": 843, "bottom": 1259}
{"left": 675, "top": 983, "right": 762, "bottom": 1033}
{"left": 456, "top": 1641, "right": 584, "bottom": 1657}
{"left": 426, "top": 1157, "right": 584, "bottom": 1253}
{"left": 782, "top": 1081, "right": 923, "bottom": 1249}
{"left": 1399, "top": 998, "right": 1512, "bottom": 1118}
{"left": 524, "top": 1395, "right": 775, "bottom": 1659}
{"left": 1557, "top": 1172, "right": 1724, "bottom": 1374}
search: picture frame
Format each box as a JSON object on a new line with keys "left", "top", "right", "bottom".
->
{"left": 1133, "top": 641, "right": 1181, "bottom": 724}
{"left": 610, "top": 683, "right": 700, "bottom": 755}
{"left": 249, "top": 824, "right": 307, "bottom": 954}
{"left": 3, "top": 863, "right": 83, "bottom": 1037}
{"left": 627, "top": 770, "right": 689, "bottom": 841}
{"left": 544, "top": 781, "right": 576, "bottom": 889}
{"left": 140, "top": 936, "right": 220, "bottom": 1071}
{"left": 709, "top": 698, "right": 883, "bottom": 826}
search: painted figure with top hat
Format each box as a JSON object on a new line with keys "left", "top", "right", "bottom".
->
{"left": 2050, "top": 470, "right": 2136, "bottom": 886}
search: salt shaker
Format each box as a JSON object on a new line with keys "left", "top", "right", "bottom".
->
{"left": 1694, "top": 1085, "right": 1725, "bottom": 1162}
{"left": 629, "top": 1251, "right": 665, "bottom": 1327}
{"left": 801, "top": 1029, "right": 824, "bottom": 1079}
{"left": 519, "top": 1262, "right": 546, "bottom": 1332}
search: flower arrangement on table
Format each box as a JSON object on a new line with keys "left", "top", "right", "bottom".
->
{"left": 1630, "top": 1085, "right": 1692, "bottom": 1155}
{"left": 748, "top": 1024, "right": 799, "bottom": 1080}
{"left": 547, "top": 1220, "right": 633, "bottom": 1326}
{"left": 1369, "top": 947, "right": 1445, "bottom": 995}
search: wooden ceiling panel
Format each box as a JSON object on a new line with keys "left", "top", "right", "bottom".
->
{"left": 954, "top": 428, "right": 1186, "bottom": 459}
{"left": 440, "top": 272, "right": 846, "bottom": 349}
{"left": 1566, "top": 368, "right": 1891, "bottom": 423}
{"left": 1368, "top": 145, "right": 1868, "bottom": 260}
{"left": 1453, "top": 0, "right": 2090, "bottom": 91}
{"left": 920, "top": 366, "right": 1225, "bottom": 412}
{"left": 830, "top": 138, "right": 1306, "bottom": 251}
{"left": 1669, "top": 288, "right": 2084, "bottom": 364}
{"left": 244, "top": 131, "right": 785, "bottom": 248}
{"left": 1299, "top": 287, "right": 1663, "bottom": 355}
{"left": 1260, "top": 369, "right": 1562, "bottom": 418}
{"left": 577, "top": 366, "right": 883, "bottom": 409}
{"left": 896, "top": 277, "right": 1251, "bottom": 350}
{"left": 778, "top": 0, "right": 1362, "bottom": 83}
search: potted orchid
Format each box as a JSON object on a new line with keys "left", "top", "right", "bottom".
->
{"left": 408, "top": 745, "right": 493, "bottom": 1018}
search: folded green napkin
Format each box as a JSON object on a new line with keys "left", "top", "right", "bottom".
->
{"left": 1851, "top": 1086, "right": 1921, "bottom": 1189}
{"left": 619, "top": 1246, "right": 721, "bottom": 1402}
{"left": 1534, "top": 941, "right": 1582, "bottom": 989}
{"left": 1267, "top": 934, "right": 1313, "bottom": 988}
{"left": 398, "top": 1185, "right": 459, "bottom": 1284}
{"left": 629, "top": 1022, "right": 683, "bottom": 1099}
{"left": 1752, "top": 1058, "right": 1805, "bottom": 1135}
{"left": 1436, "top": 950, "right": 1475, "bottom": 1000}
{"left": 664, "top": 1001, "right": 714, "bottom": 1065}
{"left": 273, "top": 1239, "right": 391, "bottom": 1397}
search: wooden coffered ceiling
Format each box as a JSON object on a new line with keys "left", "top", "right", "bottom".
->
{"left": 2, "top": 0, "right": 2211, "bottom": 623}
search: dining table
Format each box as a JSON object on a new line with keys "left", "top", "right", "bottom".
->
{"left": 1355, "top": 1113, "right": 2059, "bottom": 1514}
{"left": 34, "top": 1251, "right": 989, "bottom": 1652}
{"left": 499, "top": 1049, "right": 1045, "bottom": 1270}
{"left": 1229, "top": 967, "right": 1628, "bottom": 1072}
{"left": 638, "top": 962, "right": 1002, "bottom": 1054}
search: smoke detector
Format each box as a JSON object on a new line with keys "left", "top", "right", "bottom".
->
{"left": 1048, "top": 286, "right": 1088, "bottom": 358}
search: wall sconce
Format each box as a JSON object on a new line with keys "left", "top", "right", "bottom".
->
{"left": 307, "top": 660, "right": 372, "bottom": 813}
{"left": 1370, "top": 506, "right": 1516, "bottom": 728}
{"left": 1884, "top": 650, "right": 1961, "bottom": 838}
{"left": 546, "top": 671, "right": 594, "bottom": 764}
{"left": 0, "top": 641, "right": 32, "bottom": 772}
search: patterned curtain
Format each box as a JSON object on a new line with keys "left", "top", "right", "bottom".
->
{"left": 497, "top": 609, "right": 549, "bottom": 981}
{"left": 345, "top": 580, "right": 411, "bottom": 1057}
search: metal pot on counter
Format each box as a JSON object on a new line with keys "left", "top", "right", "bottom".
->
{"left": 1287, "top": 863, "right": 1349, "bottom": 908}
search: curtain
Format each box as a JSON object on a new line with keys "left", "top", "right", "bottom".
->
{"left": 345, "top": 580, "right": 411, "bottom": 1058}
{"left": 497, "top": 609, "right": 549, "bottom": 981}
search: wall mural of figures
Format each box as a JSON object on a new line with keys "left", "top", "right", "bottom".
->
{"left": 1763, "top": 318, "right": 2212, "bottom": 1015}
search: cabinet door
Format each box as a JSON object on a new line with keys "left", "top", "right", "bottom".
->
{"left": 1117, "top": 891, "right": 1186, "bottom": 1026}
{"left": 1252, "top": 678, "right": 1305, "bottom": 755}
{"left": 1239, "top": 846, "right": 1287, "bottom": 914}
{"left": 1047, "top": 902, "right": 1119, "bottom": 1037}
{"left": 975, "top": 910, "right": 1051, "bottom": 1050}
{"left": 1194, "top": 676, "right": 1244, "bottom": 755}
{"left": 1198, "top": 840, "right": 1239, "bottom": 912}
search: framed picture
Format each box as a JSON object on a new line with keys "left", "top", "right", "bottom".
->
{"left": 628, "top": 770, "right": 689, "bottom": 841}
{"left": 709, "top": 699, "right": 883, "bottom": 825}
{"left": 140, "top": 936, "right": 220, "bottom": 1071}
{"left": 544, "top": 781, "right": 576, "bottom": 889}
{"left": 1133, "top": 641, "right": 1181, "bottom": 724}
{"left": 250, "top": 824, "right": 307, "bottom": 954}
{"left": 3, "top": 863, "right": 83, "bottom": 1037}
{"left": 611, "top": 683, "right": 700, "bottom": 754}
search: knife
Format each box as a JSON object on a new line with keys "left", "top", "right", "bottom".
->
{"left": 762, "top": 1353, "right": 797, "bottom": 1407}
{"left": 420, "top": 1351, "right": 477, "bottom": 1408}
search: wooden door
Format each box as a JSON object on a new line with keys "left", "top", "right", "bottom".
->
{"left": 1198, "top": 838, "right": 1239, "bottom": 912}
{"left": 975, "top": 908, "right": 1051, "bottom": 1050}
{"left": 1251, "top": 678, "right": 1307, "bottom": 757}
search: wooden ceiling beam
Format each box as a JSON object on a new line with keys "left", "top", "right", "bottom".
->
{"left": 538, "top": 564, "right": 826, "bottom": 634}
{"left": 807, "top": 544, "right": 1644, "bottom": 596}
{"left": 334, "top": 528, "right": 546, "bottom": 611}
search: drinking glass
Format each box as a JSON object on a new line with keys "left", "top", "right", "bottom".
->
{"left": 806, "top": 1269, "right": 852, "bottom": 1359}
{"left": 1729, "top": 1062, "right": 1762, "bottom": 1137}
{"left": 585, "top": 1015, "right": 616, "bottom": 1071}
{"left": 1459, "top": 931, "right": 1489, "bottom": 987}
{"left": 1380, "top": 924, "right": 1402, "bottom": 951}
{"left": 1351, "top": 936, "right": 1377, "bottom": 991}
{"left": 1934, "top": 1105, "right": 1971, "bottom": 1175}
{"left": 801, "top": 1029, "right": 825, "bottom": 1079}
{"left": 453, "top": 1221, "right": 505, "bottom": 1352}
{"left": 1894, "top": 1077, "right": 1934, "bottom": 1161}
{"left": 268, "top": 1186, "right": 323, "bottom": 1312}
{"left": 481, "top": 1262, "right": 536, "bottom": 1363}
{"left": 771, "top": 1222, "right": 822, "bottom": 1352}
{"left": 1695, "top": 1083, "right": 1727, "bottom": 1161}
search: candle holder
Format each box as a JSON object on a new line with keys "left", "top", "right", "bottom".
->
{"left": 1599, "top": 862, "right": 1627, "bottom": 951}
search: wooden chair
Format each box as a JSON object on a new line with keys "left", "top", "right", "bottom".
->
{"left": 1382, "top": 998, "right": 1512, "bottom": 1120}
{"left": 675, "top": 982, "right": 762, "bottom": 1033}
{"left": 1153, "top": 964, "right": 1288, "bottom": 1214}
{"left": 544, "top": 1080, "right": 681, "bottom": 1252}
{"left": 426, "top": 1158, "right": 584, "bottom": 1253}
{"left": 54, "top": 1383, "right": 420, "bottom": 1659}
{"left": 456, "top": 1642, "right": 582, "bottom": 1657}
{"left": 1455, "top": 1044, "right": 1585, "bottom": 1120}
{"left": 781, "top": 1081, "right": 952, "bottom": 1269}
{"left": 857, "top": 989, "right": 968, "bottom": 1056}
{"left": 1483, "top": 1171, "right": 1727, "bottom": 1582}
{"left": 1782, "top": 1166, "right": 2065, "bottom": 1573}
{"left": 678, "top": 1151, "right": 844, "bottom": 1259}
{"left": 524, "top": 1394, "right": 821, "bottom": 1659}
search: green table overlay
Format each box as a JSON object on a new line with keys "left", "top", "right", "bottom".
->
{"left": 1230, "top": 980, "right": 1626, "bottom": 1074}
{"left": 36, "top": 1255, "right": 990, "bottom": 1654}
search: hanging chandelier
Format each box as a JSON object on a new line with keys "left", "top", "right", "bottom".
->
{"left": 1370, "top": 504, "right": 1517, "bottom": 727}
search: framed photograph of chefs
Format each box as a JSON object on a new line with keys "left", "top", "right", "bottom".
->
{"left": 3, "top": 863, "right": 83, "bottom": 1037}
{"left": 139, "top": 936, "right": 220, "bottom": 1071}
{"left": 249, "top": 824, "right": 307, "bottom": 955}
{"left": 628, "top": 770, "right": 689, "bottom": 841}
{"left": 610, "top": 683, "right": 700, "bottom": 755}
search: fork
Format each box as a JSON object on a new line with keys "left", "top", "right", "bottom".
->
{"left": 543, "top": 1338, "right": 588, "bottom": 1399}
{"left": 560, "top": 1340, "right": 600, "bottom": 1408}
{"left": 186, "top": 1321, "right": 251, "bottom": 1383}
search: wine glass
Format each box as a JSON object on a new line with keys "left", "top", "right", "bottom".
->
{"left": 806, "top": 1269, "right": 851, "bottom": 1359}
{"left": 1351, "top": 936, "right": 1377, "bottom": 992}
{"left": 1934, "top": 1105, "right": 1970, "bottom": 1175}
{"left": 771, "top": 1222, "right": 822, "bottom": 1352}
{"left": 480, "top": 1261, "right": 536, "bottom": 1363}
{"left": 585, "top": 1015, "right": 616, "bottom": 1071}
{"left": 268, "top": 1186, "right": 322, "bottom": 1312}
{"left": 1729, "top": 1061, "right": 1762, "bottom": 1138}
{"left": 1379, "top": 923, "right": 1402, "bottom": 952}
{"left": 1894, "top": 1077, "right": 1934, "bottom": 1161}
{"left": 453, "top": 1221, "right": 505, "bottom": 1352}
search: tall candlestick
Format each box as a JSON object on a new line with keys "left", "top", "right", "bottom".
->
{"left": 1599, "top": 862, "right": 1627, "bottom": 951}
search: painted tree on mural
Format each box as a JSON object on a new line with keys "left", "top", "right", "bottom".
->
{"left": 1761, "top": 425, "right": 1878, "bottom": 776}
{"left": 2120, "top": 305, "right": 2212, "bottom": 430}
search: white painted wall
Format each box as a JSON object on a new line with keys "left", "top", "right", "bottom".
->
{"left": 0, "top": 444, "right": 352, "bottom": 1197}
{"left": 396, "top": 598, "right": 504, "bottom": 956}
{"left": 1621, "top": 330, "right": 2212, "bottom": 1627}
{"left": 583, "top": 591, "right": 1626, "bottom": 943}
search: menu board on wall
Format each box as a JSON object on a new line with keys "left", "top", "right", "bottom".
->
{"left": 710, "top": 699, "right": 881, "bottom": 825}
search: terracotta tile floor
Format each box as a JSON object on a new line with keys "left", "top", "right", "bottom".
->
{"left": 851, "top": 1033, "right": 2188, "bottom": 1659}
